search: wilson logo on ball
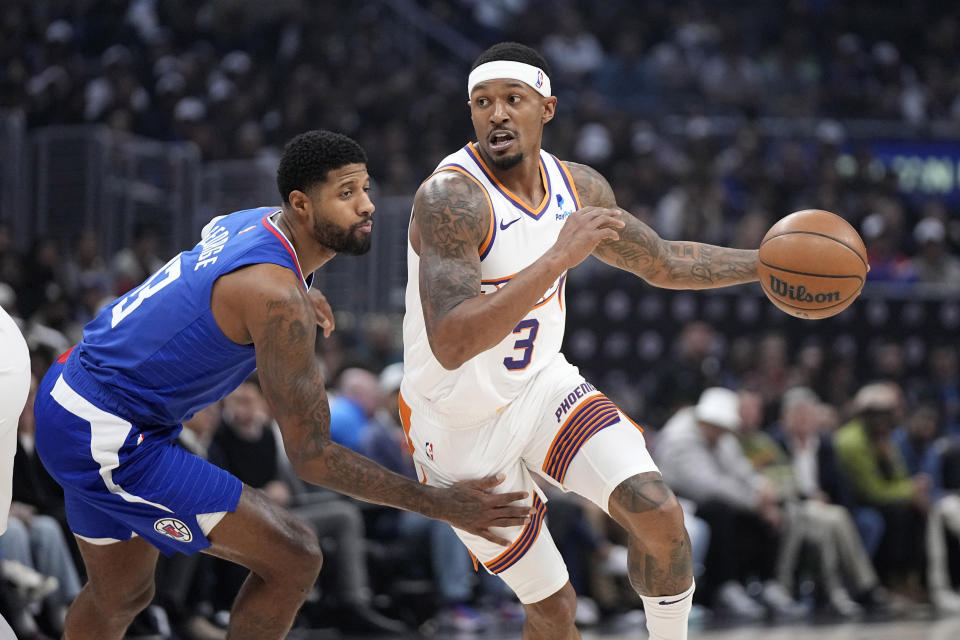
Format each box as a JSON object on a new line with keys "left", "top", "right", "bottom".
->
{"left": 769, "top": 276, "right": 840, "bottom": 304}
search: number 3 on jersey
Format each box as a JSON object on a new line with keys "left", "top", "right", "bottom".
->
{"left": 111, "top": 255, "right": 183, "bottom": 327}
{"left": 504, "top": 318, "right": 539, "bottom": 371}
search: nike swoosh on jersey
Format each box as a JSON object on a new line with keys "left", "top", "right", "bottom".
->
{"left": 499, "top": 217, "right": 521, "bottom": 230}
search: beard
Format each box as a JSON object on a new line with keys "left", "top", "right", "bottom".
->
{"left": 312, "top": 215, "right": 372, "bottom": 255}
{"left": 488, "top": 150, "right": 524, "bottom": 170}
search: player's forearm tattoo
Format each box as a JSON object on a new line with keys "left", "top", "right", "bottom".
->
{"left": 258, "top": 293, "right": 332, "bottom": 462}
{"left": 602, "top": 215, "right": 663, "bottom": 275}
{"left": 662, "top": 241, "right": 758, "bottom": 286}
{"left": 566, "top": 160, "right": 757, "bottom": 288}
{"left": 257, "top": 293, "right": 438, "bottom": 515}
{"left": 416, "top": 174, "right": 487, "bottom": 328}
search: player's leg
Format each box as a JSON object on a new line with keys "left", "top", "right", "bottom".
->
{"left": 445, "top": 478, "right": 581, "bottom": 640}
{"left": 203, "top": 485, "right": 323, "bottom": 640}
{"left": 608, "top": 472, "right": 693, "bottom": 596}
{"left": 400, "top": 392, "right": 582, "bottom": 639}
{"left": 63, "top": 535, "right": 159, "bottom": 640}
{"left": 528, "top": 374, "right": 694, "bottom": 640}
{"left": 521, "top": 581, "right": 579, "bottom": 640}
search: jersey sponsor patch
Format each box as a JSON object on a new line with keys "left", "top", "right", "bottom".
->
{"left": 154, "top": 518, "right": 193, "bottom": 542}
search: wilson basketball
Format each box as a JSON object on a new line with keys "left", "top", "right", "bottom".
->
{"left": 758, "top": 209, "right": 868, "bottom": 319}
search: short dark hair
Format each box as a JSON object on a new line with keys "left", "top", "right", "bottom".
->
{"left": 276, "top": 130, "right": 367, "bottom": 203}
{"left": 471, "top": 42, "right": 552, "bottom": 78}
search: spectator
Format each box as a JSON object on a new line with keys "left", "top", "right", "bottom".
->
{"left": 860, "top": 213, "right": 917, "bottom": 285}
{"left": 328, "top": 367, "right": 382, "bottom": 453}
{"left": 928, "top": 345, "right": 960, "bottom": 436}
{"left": 655, "top": 387, "right": 805, "bottom": 620}
{"left": 893, "top": 404, "right": 940, "bottom": 475}
{"left": 768, "top": 387, "right": 888, "bottom": 616}
{"left": 910, "top": 217, "right": 960, "bottom": 288}
{"left": 833, "top": 382, "right": 930, "bottom": 596}
{"left": 649, "top": 321, "right": 722, "bottom": 427}
{"left": 12, "top": 375, "right": 67, "bottom": 535}
{"left": 0, "top": 376, "right": 81, "bottom": 638}
{"left": 110, "top": 225, "right": 165, "bottom": 296}
{"left": 922, "top": 433, "right": 960, "bottom": 613}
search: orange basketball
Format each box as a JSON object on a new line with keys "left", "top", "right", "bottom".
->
{"left": 758, "top": 209, "right": 868, "bottom": 319}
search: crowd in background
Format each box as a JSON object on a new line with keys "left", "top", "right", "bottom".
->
{"left": 2, "top": 0, "right": 960, "bottom": 272}
{"left": 3, "top": 270, "right": 960, "bottom": 638}
{"left": 2, "top": 0, "right": 960, "bottom": 638}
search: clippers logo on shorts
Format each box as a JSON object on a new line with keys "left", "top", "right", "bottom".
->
{"left": 154, "top": 518, "right": 193, "bottom": 543}
{"left": 425, "top": 442, "right": 435, "bottom": 461}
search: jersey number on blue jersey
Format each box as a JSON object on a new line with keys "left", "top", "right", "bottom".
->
{"left": 111, "top": 255, "right": 183, "bottom": 327}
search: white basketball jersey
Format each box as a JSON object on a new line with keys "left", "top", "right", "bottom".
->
{"left": 402, "top": 143, "right": 582, "bottom": 418}
{"left": 0, "top": 307, "right": 30, "bottom": 535}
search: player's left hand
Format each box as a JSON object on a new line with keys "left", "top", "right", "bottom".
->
{"left": 308, "top": 289, "right": 335, "bottom": 337}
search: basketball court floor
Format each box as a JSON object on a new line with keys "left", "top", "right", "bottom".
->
{"left": 475, "top": 617, "right": 959, "bottom": 640}
{"left": 290, "top": 616, "right": 959, "bottom": 639}
{"left": 581, "top": 618, "right": 959, "bottom": 640}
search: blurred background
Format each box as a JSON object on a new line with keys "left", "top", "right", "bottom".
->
{"left": 2, "top": 1, "right": 960, "bottom": 639}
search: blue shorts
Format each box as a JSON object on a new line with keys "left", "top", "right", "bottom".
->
{"left": 34, "top": 361, "right": 242, "bottom": 556}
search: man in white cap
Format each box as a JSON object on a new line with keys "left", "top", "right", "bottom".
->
{"left": 655, "top": 387, "right": 804, "bottom": 620}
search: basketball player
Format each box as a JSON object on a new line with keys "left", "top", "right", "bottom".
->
{"left": 32, "top": 130, "right": 534, "bottom": 640}
{"left": 402, "top": 43, "right": 760, "bottom": 640}
{"left": 1, "top": 305, "right": 31, "bottom": 639}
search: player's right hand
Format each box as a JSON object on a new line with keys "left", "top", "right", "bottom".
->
{"left": 549, "top": 206, "right": 624, "bottom": 271}
{"left": 440, "top": 474, "right": 539, "bottom": 546}
{"left": 307, "top": 288, "right": 336, "bottom": 337}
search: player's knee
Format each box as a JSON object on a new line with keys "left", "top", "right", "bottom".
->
{"left": 94, "top": 577, "right": 154, "bottom": 617}
{"left": 525, "top": 583, "right": 577, "bottom": 632}
{"left": 614, "top": 479, "right": 686, "bottom": 549}
{"left": 645, "top": 499, "right": 687, "bottom": 551}
{"left": 283, "top": 519, "right": 323, "bottom": 587}
{"left": 129, "top": 580, "right": 157, "bottom": 614}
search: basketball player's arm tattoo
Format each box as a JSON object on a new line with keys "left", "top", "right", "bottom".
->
{"left": 254, "top": 291, "right": 439, "bottom": 512}
{"left": 565, "top": 162, "right": 758, "bottom": 288}
{"left": 414, "top": 172, "right": 567, "bottom": 369}
{"left": 251, "top": 286, "right": 533, "bottom": 540}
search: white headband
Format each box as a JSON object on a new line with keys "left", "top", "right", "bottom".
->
{"left": 467, "top": 60, "right": 551, "bottom": 98}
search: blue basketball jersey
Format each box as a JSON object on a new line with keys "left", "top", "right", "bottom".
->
{"left": 62, "top": 206, "right": 311, "bottom": 427}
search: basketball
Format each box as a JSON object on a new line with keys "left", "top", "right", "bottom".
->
{"left": 758, "top": 209, "right": 869, "bottom": 319}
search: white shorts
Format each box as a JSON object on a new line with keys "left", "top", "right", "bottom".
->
{"left": 0, "top": 309, "right": 31, "bottom": 536}
{"left": 399, "top": 353, "right": 659, "bottom": 603}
